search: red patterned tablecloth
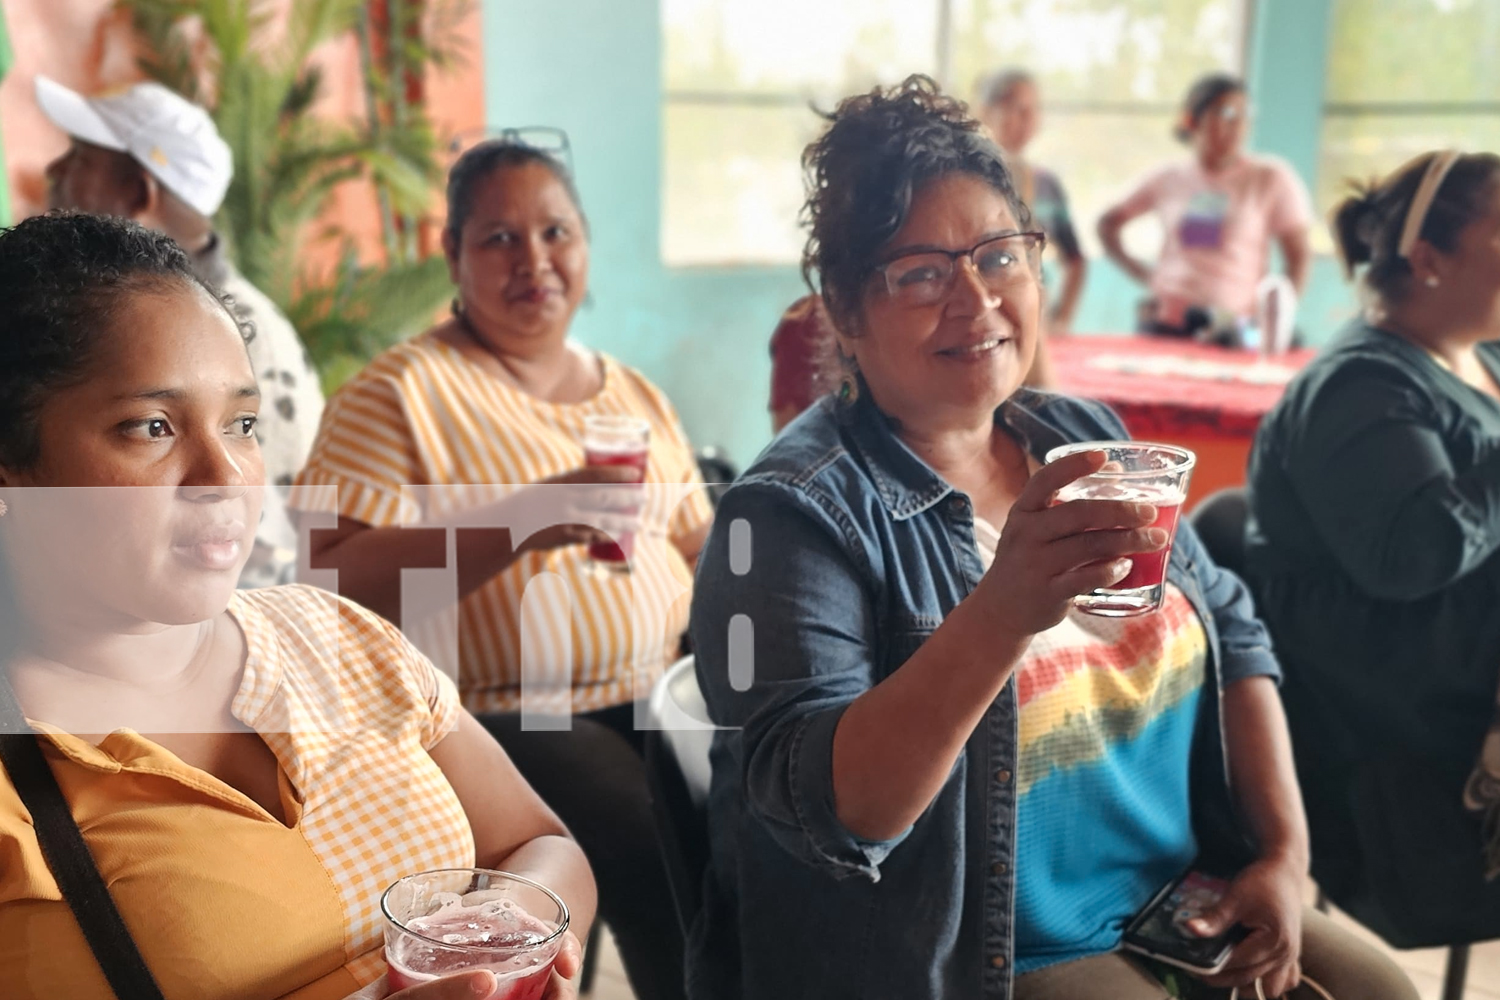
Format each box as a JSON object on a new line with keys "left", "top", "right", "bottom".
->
{"left": 1049, "top": 335, "right": 1316, "bottom": 439}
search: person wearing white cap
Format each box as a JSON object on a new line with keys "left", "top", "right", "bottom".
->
{"left": 35, "top": 74, "right": 325, "bottom": 589}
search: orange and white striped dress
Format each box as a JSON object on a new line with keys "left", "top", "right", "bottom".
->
{"left": 293, "top": 333, "right": 715, "bottom": 715}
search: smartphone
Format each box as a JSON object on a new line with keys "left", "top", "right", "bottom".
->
{"left": 1122, "top": 870, "right": 1248, "bottom": 975}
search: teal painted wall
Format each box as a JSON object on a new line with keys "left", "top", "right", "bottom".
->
{"left": 482, "top": 0, "right": 1359, "bottom": 470}
{"left": 1248, "top": 0, "right": 1333, "bottom": 184}
{"left": 1245, "top": 0, "right": 1361, "bottom": 345}
{"left": 0, "top": 5, "right": 11, "bottom": 227}
{"left": 482, "top": 0, "right": 803, "bottom": 471}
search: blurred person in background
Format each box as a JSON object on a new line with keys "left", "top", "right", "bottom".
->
{"left": 1246, "top": 150, "right": 1500, "bottom": 944}
{"left": 36, "top": 76, "right": 324, "bottom": 588}
{"left": 979, "top": 68, "right": 1087, "bottom": 345}
{"left": 1097, "top": 73, "right": 1311, "bottom": 343}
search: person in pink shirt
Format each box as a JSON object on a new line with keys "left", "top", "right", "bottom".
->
{"left": 1098, "top": 73, "right": 1312, "bottom": 341}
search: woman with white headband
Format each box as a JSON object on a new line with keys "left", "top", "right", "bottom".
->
{"left": 1245, "top": 150, "right": 1500, "bottom": 945}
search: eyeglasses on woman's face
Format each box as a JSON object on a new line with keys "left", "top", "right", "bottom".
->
{"left": 874, "top": 231, "right": 1046, "bottom": 308}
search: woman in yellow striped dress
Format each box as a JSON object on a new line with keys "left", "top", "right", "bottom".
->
{"left": 296, "top": 137, "right": 713, "bottom": 1000}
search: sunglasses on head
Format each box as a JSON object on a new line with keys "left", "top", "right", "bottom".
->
{"left": 447, "top": 126, "right": 573, "bottom": 172}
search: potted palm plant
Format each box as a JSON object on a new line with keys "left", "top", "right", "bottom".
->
{"left": 118, "top": 0, "right": 470, "bottom": 390}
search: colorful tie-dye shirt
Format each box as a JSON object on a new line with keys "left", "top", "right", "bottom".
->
{"left": 974, "top": 517, "right": 1209, "bottom": 973}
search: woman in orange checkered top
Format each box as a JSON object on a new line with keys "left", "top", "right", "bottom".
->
{"left": 0, "top": 212, "right": 595, "bottom": 1000}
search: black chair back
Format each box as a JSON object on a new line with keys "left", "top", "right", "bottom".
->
{"left": 696, "top": 448, "right": 739, "bottom": 509}
{"left": 1190, "top": 487, "right": 1248, "bottom": 576}
{"left": 644, "top": 657, "right": 714, "bottom": 936}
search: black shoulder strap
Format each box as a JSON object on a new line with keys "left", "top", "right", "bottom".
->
{"left": 0, "top": 675, "right": 167, "bottom": 1000}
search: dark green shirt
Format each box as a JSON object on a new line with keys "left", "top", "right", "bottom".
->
{"left": 1245, "top": 318, "right": 1500, "bottom": 942}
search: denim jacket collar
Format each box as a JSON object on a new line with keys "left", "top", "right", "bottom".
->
{"left": 838, "top": 390, "right": 954, "bottom": 521}
{"left": 838, "top": 386, "right": 1078, "bottom": 520}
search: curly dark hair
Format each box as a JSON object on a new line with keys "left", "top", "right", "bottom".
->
{"left": 0, "top": 211, "right": 227, "bottom": 471}
{"left": 445, "top": 141, "right": 587, "bottom": 246}
{"left": 801, "top": 74, "right": 1031, "bottom": 333}
{"left": 1331, "top": 150, "right": 1500, "bottom": 300}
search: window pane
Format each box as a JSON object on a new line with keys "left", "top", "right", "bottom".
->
{"left": 662, "top": 102, "right": 822, "bottom": 267}
{"left": 1326, "top": 0, "right": 1500, "bottom": 105}
{"left": 1314, "top": 113, "right": 1500, "bottom": 254}
{"left": 1319, "top": 114, "right": 1500, "bottom": 208}
{"left": 663, "top": 0, "right": 941, "bottom": 265}
{"left": 665, "top": 0, "right": 940, "bottom": 97}
{"left": 662, "top": 0, "right": 1245, "bottom": 266}
{"left": 951, "top": 0, "right": 1246, "bottom": 260}
{"left": 1028, "top": 110, "right": 1191, "bottom": 259}
{"left": 1317, "top": 0, "right": 1500, "bottom": 251}
{"left": 950, "top": 0, "right": 1247, "bottom": 106}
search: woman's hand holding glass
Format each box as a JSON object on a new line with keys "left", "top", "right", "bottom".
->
{"left": 510, "top": 466, "right": 646, "bottom": 557}
{"left": 346, "top": 932, "right": 583, "bottom": 1000}
{"left": 977, "top": 449, "right": 1169, "bottom": 637}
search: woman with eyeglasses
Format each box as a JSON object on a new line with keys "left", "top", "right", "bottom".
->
{"left": 1246, "top": 151, "right": 1500, "bottom": 944}
{"left": 687, "top": 77, "right": 1413, "bottom": 1000}
{"left": 1098, "top": 73, "right": 1312, "bottom": 341}
{"left": 294, "top": 137, "right": 713, "bottom": 1000}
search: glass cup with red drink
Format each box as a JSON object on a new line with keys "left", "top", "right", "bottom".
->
{"left": 382, "top": 868, "right": 570, "bottom": 1000}
{"left": 582, "top": 415, "right": 650, "bottom": 574}
{"left": 1044, "top": 441, "right": 1196, "bottom": 617}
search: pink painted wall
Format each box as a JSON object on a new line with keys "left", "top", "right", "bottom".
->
{"left": 0, "top": 0, "right": 484, "bottom": 264}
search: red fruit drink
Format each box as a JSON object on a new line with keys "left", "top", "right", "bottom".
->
{"left": 385, "top": 897, "right": 560, "bottom": 1000}
{"left": 1044, "top": 441, "right": 1196, "bottom": 618}
{"left": 1059, "top": 483, "right": 1187, "bottom": 616}
{"left": 582, "top": 415, "right": 650, "bottom": 571}
{"left": 1115, "top": 498, "right": 1183, "bottom": 591}
{"left": 583, "top": 446, "right": 647, "bottom": 565}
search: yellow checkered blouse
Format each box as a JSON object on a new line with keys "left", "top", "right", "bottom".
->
{"left": 0, "top": 586, "right": 474, "bottom": 999}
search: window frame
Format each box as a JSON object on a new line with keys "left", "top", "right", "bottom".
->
{"left": 661, "top": 0, "right": 1255, "bottom": 268}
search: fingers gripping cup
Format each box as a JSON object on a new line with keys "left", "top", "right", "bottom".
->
{"left": 582, "top": 415, "right": 650, "bottom": 573}
{"left": 1044, "top": 441, "right": 1196, "bottom": 617}
{"left": 382, "top": 869, "right": 570, "bottom": 1000}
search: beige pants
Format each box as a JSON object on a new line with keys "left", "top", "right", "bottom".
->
{"left": 1013, "top": 908, "right": 1418, "bottom": 1000}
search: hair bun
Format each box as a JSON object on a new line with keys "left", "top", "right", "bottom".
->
{"left": 1331, "top": 184, "right": 1380, "bottom": 277}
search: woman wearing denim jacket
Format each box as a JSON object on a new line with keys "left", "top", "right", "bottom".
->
{"left": 688, "top": 78, "right": 1412, "bottom": 1000}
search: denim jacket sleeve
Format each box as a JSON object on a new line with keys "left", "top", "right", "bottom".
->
{"left": 690, "top": 479, "right": 911, "bottom": 882}
{"left": 1069, "top": 394, "right": 1281, "bottom": 687}
{"left": 1174, "top": 519, "right": 1281, "bottom": 686}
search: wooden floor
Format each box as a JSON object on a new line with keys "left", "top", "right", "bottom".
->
{"left": 1320, "top": 908, "right": 1500, "bottom": 1000}
{"left": 579, "top": 905, "right": 1500, "bottom": 999}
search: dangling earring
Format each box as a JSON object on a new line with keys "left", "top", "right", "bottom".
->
{"left": 837, "top": 361, "right": 860, "bottom": 405}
